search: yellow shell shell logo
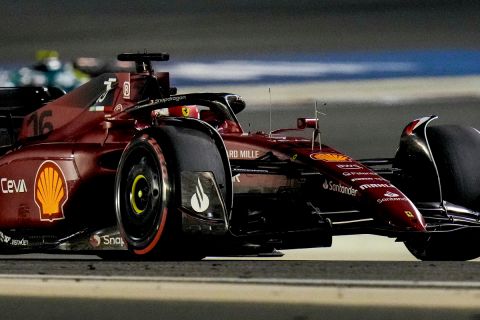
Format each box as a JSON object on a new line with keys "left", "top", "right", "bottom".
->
{"left": 310, "top": 152, "right": 351, "bottom": 162}
{"left": 34, "top": 161, "right": 68, "bottom": 221}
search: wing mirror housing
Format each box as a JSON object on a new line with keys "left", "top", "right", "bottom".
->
{"left": 297, "top": 118, "right": 318, "bottom": 129}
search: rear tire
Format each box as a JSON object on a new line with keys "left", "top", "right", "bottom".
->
{"left": 404, "top": 125, "right": 480, "bottom": 260}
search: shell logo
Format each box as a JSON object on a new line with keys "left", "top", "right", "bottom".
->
{"left": 310, "top": 152, "right": 351, "bottom": 162}
{"left": 34, "top": 161, "right": 68, "bottom": 221}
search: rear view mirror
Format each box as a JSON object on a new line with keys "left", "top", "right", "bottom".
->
{"left": 297, "top": 118, "right": 318, "bottom": 129}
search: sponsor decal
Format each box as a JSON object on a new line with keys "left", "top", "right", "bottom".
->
{"left": 34, "top": 161, "right": 68, "bottom": 222}
{"left": 26, "top": 110, "right": 54, "bottom": 136}
{"left": 191, "top": 178, "right": 210, "bottom": 213}
{"left": 405, "top": 211, "right": 415, "bottom": 218}
{"left": 89, "top": 106, "right": 105, "bottom": 112}
{"left": 323, "top": 180, "right": 357, "bottom": 197}
{"left": 350, "top": 177, "right": 375, "bottom": 182}
{"left": 1, "top": 178, "right": 27, "bottom": 193}
{"left": 350, "top": 177, "right": 387, "bottom": 182}
{"left": 228, "top": 149, "right": 260, "bottom": 159}
{"left": 311, "top": 152, "right": 351, "bottom": 162}
{"left": 291, "top": 154, "right": 298, "bottom": 161}
{"left": 181, "top": 107, "right": 190, "bottom": 117}
{"left": 89, "top": 234, "right": 125, "bottom": 248}
{"left": 154, "top": 95, "right": 187, "bottom": 104}
{"left": 0, "top": 231, "right": 28, "bottom": 246}
{"left": 0, "top": 231, "right": 11, "bottom": 244}
{"left": 376, "top": 191, "right": 408, "bottom": 204}
{"left": 114, "top": 104, "right": 124, "bottom": 112}
{"left": 342, "top": 171, "right": 376, "bottom": 177}
{"left": 123, "top": 80, "right": 130, "bottom": 99}
{"left": 10, "top": 238, "right": 28, "bottom": 246}
{"left": 359, "top": 183, "right": 392, "bottom": 190}
{"left": 377, "top": 197, "right": 408, "bottom": 204}
{"left": 337, "top": 164, "right": 362, "bottom": 170}
{"left": 90, "top": 234, "right": 101, "bottom": 247}
{"left": 384, "top": 191, "right": 399, "bottom": 198}
{"left": 97, "top": 78, "right": 117, "bottom": 103}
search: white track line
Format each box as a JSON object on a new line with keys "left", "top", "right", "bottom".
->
{"left": 0, "top": 275, "right": 479, "bottom": 308}
{"left": 1, "top": 274, "right": 480, "bottom": 289}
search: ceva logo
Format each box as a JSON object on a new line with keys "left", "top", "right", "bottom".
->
{"left": 1, "top": 178, "right": 27, "bottom": 193}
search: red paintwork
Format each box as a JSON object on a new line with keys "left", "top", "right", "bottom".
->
{"left": 223, "top": 133, "right": 426, "bottom": 232}
{"left": 0, "top": 67, "right": 426, "bottom": 236}
{"left": 0, "top": 72, "right": 145, "bottom": 229}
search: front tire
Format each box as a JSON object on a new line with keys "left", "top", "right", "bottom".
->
{"left": 115, "top": 133, "right": 173, "bottom": 258}
{"left": 405, "top": 231, "right": 480, "bottom": 261}
{"left": 404, "top": 125, "right": 480, "bottom": 261}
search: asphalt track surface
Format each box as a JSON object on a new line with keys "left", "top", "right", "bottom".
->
{"left": 0, "top": 260, "right": 480, "bottom": 320}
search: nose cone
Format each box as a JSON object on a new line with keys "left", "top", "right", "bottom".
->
{"left": 379, "top": 199, "right": 427, "bottom": 232}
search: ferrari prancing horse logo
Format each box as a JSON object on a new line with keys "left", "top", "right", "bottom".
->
{"left": 182, "top": 107, "right": 190, "bottom": 117}
{"left": 405, "top": 211, "right": 415, "bottom": 218}
{"left": 34, "top": 161, "right": 68, "bottom": 222}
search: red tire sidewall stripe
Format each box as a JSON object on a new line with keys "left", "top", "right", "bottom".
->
{"left": 133, "top": 207, "right": 168, "bottom": 255}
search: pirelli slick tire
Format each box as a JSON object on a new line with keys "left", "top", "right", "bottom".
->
{"left": 405, "top": 125, "right": 480, "bottom": 261}
{"left": 115, "top": 133, "right": 176, "bottom": 259}
{"left": 427, "top": 125, "right": 480, "bottom": 210}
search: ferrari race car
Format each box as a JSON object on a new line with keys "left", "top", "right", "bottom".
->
{"left": 0, "top": 53, "right": 479, "bottom": 260}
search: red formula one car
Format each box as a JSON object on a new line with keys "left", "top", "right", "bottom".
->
{"left": 0, "top": 53, "right": 479, "bottom": 260}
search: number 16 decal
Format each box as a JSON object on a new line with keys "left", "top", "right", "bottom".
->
{"left": 27, "top": 110, "right": 54, "bottom": 136}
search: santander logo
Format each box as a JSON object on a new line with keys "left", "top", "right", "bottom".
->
{"left": 190, "top": 178, "right": 209, "bottom": 213}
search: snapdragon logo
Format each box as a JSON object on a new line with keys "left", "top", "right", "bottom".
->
{"left": 323, "top": 180, "right": 357, "bottom": 197}
{"left": 89, "top": 234, "right": 125, "bottom": 248}
{"left": 0, "top": 232, "right": 11, "bottom": 243}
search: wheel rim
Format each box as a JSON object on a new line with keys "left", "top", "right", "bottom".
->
{"left": 130, "top": 174, "right": 149, "bottom": 215}
{"left": 123, "top": 154, "right": 159, "bottom": 240}
{"left": 117, "top": 141, "right": 167, "bottom": 248}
